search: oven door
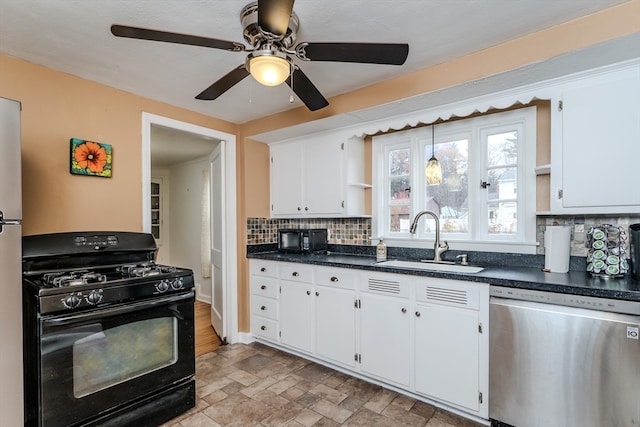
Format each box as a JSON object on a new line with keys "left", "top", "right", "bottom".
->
{"left": 37, "top": 292, "right": 195, "bottom": 427}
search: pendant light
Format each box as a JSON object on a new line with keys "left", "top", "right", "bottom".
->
{"left": 426, "top": 123, "right": 442, "bottom": 185}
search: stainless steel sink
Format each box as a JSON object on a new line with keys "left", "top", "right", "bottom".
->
{"left": 375, "top": 260, "right": 484, "bottom": 274}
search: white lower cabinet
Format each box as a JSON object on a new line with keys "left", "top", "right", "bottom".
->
{"left": 359, "top": 292, "right": 411, "bottom": 387}
{"left": 414, "top": 278, "right": 489, "bottom": 418}
{"left": 250, "top": 260, "right": 280, "bottom": 342}
{"left": 315, "top": 266, "right": 357, "bottom": 368}
{"left": 279, "top": 279, "right": 315, "bottom": 353}
{"left": 278, "top": 263, "right": 315, "bottom": 353}
{"left": 249, "top": 260, "right": 489, "bottom": 422}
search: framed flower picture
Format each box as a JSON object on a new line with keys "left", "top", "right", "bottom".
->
{"left": 70, "top": 138, "right": 112, "bottom": 177}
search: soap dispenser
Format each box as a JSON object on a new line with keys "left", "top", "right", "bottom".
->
{"left": 376, "top": 238, "right": 387, "bottom": 261}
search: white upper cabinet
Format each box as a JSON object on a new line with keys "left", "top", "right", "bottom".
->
{"left": 270, "top": 134, "right": 368, "bottom": 218}
{"left": 550, "top": 61, "right": 640, "bottom": 214}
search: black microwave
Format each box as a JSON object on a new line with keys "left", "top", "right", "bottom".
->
{"left": 278, "top": 229, "right": 328, "bottom": 253}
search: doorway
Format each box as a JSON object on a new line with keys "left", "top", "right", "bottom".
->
{"left": 142, "top": 113, "right": 238, "bottom": 344}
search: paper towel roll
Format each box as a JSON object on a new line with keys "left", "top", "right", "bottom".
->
{"left": 544, "top": 226, "right": 571, "bottom": 273}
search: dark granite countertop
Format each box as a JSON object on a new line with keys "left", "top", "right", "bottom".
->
{"left": 247, "top": 250, "right": 640, "bottom": 302}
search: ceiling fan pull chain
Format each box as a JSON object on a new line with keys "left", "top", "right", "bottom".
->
{"left": 289, "top": 64, "right": 294, "bottom": 103}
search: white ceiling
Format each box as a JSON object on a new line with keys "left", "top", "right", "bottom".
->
{"left": 0, "top": 0, "right": 630, "bottom": 124}
{"left": 150, "top": 125, "right": 219, "bottom": 168}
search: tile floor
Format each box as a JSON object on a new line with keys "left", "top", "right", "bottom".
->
{"left": 162, "top": 342, "right": 485, "bottom": 427}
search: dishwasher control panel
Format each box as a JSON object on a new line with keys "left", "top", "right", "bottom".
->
{"left": 490, "top": 286, "right": 640, "bottom": 316}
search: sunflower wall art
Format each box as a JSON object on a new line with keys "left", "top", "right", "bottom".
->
{"left": 70, "top": 138, "right": 112, "bottom": 177}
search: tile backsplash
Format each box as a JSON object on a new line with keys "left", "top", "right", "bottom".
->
{"left": 246, "top": 217, "right": 372, "bottom": 246}
{"left": 537, "top": 215, "right": 640, "bottom": 257}
{"left": 247, "top": 215, "right": 640, "bottom": 257}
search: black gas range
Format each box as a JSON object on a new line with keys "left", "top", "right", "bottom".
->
{"left": 23, "top": 231, "right": 196, "bottom": 427}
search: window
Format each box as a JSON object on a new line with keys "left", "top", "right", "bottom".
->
{"left": 372, "top": 107, "right": 537, "bottom": 253}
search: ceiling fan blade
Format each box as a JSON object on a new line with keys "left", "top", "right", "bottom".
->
{"left": 258, "top": 0, "right": 295, "bottom": 36}
{"left": 111, "top": 25, "right": 245, "bottom": 52}
{"left": 195, "top": 65, "right": 250, "bottom": 100}
{"left": 297, "top": 42, "right": 409, "bottom": 65}
{"left": 286, "top": 66, "right": 329, "bottom": 111}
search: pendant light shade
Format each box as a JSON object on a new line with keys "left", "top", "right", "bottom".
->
{"left": 426, "top": 124, "right": 442, "bottom": 185}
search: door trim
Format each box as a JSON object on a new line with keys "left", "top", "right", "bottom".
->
{"left": 141, "top": 112, "right": 238, "bottom": 344}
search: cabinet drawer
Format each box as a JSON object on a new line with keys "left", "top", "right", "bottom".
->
{"left": 251, "top": 317, "right": 278, "bottom": 341}
{"left": 279, "top": 263, "right": 313, "bottom": 283}
{"left": 251, "top": 295, "right": 278, "bottom": 320}
{"left": 251, "top": 276, "right": 279, "bottom": 299}
{"left": 415, "top": 278, "right": 482, "bottom": 310}
{"left": 314, "top": 266, "right": 356, "bottom": 289}
{"left": 250, "top": 260, "right": 279, "bottom": 278}
{"left": 360, "top": 272, "right": 411, "bottom": 298}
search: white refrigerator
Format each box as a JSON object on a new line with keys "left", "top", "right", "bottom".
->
{"left": 0, "top": 97, "right": 24, "bottom": 425}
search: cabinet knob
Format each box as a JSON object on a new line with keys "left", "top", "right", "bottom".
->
{"left": 297, "top": 207, "right": 302, "bottom": 211}
{"left": 260, "top": 325, "right": 267, "bottom": 331}
{"left": 315, "top": 291, "right": 319, "bottom": 296}
{"left": 306, "top": 290, "right": 311, "bottom": 295}
{"left": 415, "top": 311, "right": 421, "bottom": 317}
{"left": 330, "top": 276, "right": 339, "bottom": 282}
{"left": 260, "top": 305, "right": 266, "bottom": 311}
{"left": 260, "top": 285, "right": 266, "bottom": 290}
{"left": 401, "top": 307, "right": 407, "bottom": 313}
{"left": 292, "top": 272, "right": 299, "bottom": 277}
{"left": 305, "top": 207, "right": 309, "bottom": 211}
{"left": 260, "top": 267, "right": 266, "bottom": 272}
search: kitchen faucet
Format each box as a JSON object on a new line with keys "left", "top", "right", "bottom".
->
{"left": 409, "top": 210, "right": 449, "bottom": 262}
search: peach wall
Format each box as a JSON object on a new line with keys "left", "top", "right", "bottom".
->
{"left": 0, "top": 54, "right": 238, "bottom": 235}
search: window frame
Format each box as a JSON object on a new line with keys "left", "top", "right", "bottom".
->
{"left": 372, "top": 107, "right": 537, "bottom": 254}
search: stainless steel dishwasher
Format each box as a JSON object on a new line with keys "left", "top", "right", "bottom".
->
{"left": 489, "top": 286, "right": 640, "bottom": 427}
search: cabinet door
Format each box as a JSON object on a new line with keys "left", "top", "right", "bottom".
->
{"left": 359, "top": 293, "right": 411, "bottom": 387}
{"left": 270, "top": 143, "right": 304, "bottom": 216}
{"left": 279, "top": 280, "right": 314, "bottom": 353}
{"left": 415, "top": 302, "right": 480, "bottom": 412}
{"left": 560, "top": 66, "right": 640, "bottom": 211}
{"left": 315, "top": 286, "right": 356, "bottom": 368}
{"left": 305, "top": 139, "right": 344, "bottom": 215}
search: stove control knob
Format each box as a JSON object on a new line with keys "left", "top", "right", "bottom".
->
{"left": 170, "top": 278, "right": 184, "bottom": 290}
{"left": 62, "top": 293, "right": 82, "bottom": 309}
{"left": 86, "top": 289, "right": 103, "bottom": 305}
{"left": 156, "top": 280, "right": 170, "bottom": 293}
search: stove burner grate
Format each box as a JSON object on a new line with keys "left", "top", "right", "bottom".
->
{"left": 118, "top": 264, "right": 178, "bottom": 278}
{"left": 43, "top": 271, "right": 108, "bottom": 287}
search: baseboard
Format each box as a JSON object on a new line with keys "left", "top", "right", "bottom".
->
{"left": 194, "top": 283, "right": 211, "bottom": 304}
{"left": 236, "top": 332, "right": 255, "bottom": 345}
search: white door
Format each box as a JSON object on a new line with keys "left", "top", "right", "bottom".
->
{"left": 210, "top": 142, "right": 226, "bottom": 341}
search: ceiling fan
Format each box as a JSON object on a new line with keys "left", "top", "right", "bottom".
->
{"left": 111, "top": 0, "right": 409, "bottom": 111}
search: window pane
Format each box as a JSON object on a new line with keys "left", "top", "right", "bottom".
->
{"left": 425, "top": 139, "right": 469, "bottom": 233}
{"left": 487, "top": 131, "right": 517, "bottom": 167}
{"left": 487, "top": 167, "right": 517, "bottom": 200}
{"left": 388, "top": 148, "right": 411, "bottom": 232}
{"left": 487, "top": 201, "right": 517, "bottom": 235}
{"left": 389, "top": 148, "right": 410, "bottom": 176}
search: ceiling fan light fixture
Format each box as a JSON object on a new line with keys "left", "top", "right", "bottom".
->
{"left": 247, "top": 50, "right": 290, "bottom": 86}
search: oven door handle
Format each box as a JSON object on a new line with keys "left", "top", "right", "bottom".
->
{"left": 43, "top": 291, "right": 195, "bottom": 325}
